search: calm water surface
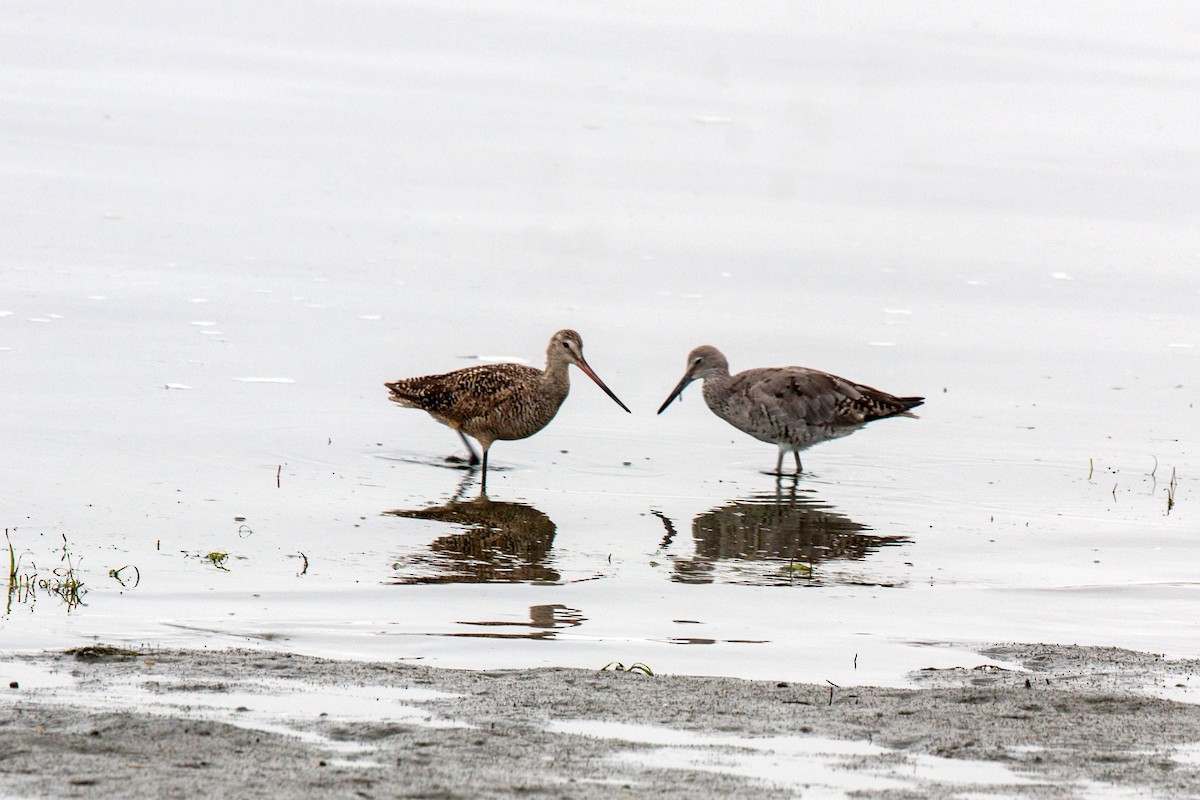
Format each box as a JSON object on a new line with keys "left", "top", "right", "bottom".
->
{"left": 2, "top": 2, "right": 1196, "bottom": 687}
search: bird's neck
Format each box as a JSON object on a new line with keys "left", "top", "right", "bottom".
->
{"left": 700, "top": 371, "right": 731, "bottom": 409}
{"left": 542, "top": 357, "right": 571, "bottom": 390}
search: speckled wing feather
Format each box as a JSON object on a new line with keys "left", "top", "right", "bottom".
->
{"left": 386, "top": 363, "right": 543, "bottom": 425}
{"left": 833, "top": 376, "right": 924, "bottom": 423}
{"left": 386, "top": 361, "right": 569, "bottom": 444}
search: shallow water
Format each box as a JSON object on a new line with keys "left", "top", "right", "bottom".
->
{"left": 552, "top": 719, "right": 1039, "bottom": 796}
{"left": 9, "top": 661, "right": 464, "bottom": 758}
{"left": 2, "top": 2, "right": 1197, "bottom": 688}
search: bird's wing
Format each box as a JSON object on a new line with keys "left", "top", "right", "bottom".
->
{"left": 734, "top": 367, "right": 846, "bottom": 429}
{"left": 734, "top": 367, "right": 911, "bottom": 429}
{"left": 386, "top": 364, "right": 541, "bottom": 423}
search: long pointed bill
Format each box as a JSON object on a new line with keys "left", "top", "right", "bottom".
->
{"left": 576, "top": 359, "right": 632, "bottom": 413}
{"left": 657, "top": 373, "right": 693, "bottom": 414}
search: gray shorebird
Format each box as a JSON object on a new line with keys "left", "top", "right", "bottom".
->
{"left": 386, "top": 330, "right": 630, "bottom": 490}
{"left": 658, "top": 345, "right": 923, "bottom": 475}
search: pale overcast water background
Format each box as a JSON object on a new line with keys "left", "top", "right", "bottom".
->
{"left": 2, "top": 2, "right": 1197, "bottom": 688}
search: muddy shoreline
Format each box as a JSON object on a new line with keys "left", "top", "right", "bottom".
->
{"left": 2, "top": 644, "right": 1199, "bottom": 798}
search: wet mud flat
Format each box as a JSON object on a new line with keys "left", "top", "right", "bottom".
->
{"left": 2, "top": 644, "right": 1200, "bottom": 799}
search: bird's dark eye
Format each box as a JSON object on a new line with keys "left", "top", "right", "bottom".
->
{"left": 563, "top": 342, "right": 570, "bottom": 349}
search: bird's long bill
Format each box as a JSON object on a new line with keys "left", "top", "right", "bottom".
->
{"left": 576, "top": 359, "right": 632, "bottom": 414}
{"left": 657, "top": 372, "right": 693, "bottom": 414}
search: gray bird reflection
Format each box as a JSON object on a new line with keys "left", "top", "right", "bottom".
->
{"left": 386, "top": 495, "right": 559, "bottom": 584}
{"left": 662, "top": 484, "right": 910, "bottom": 587}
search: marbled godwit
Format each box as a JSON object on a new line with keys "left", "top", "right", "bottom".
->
{"left": 658, "top": 346, "right": 923, "bottom": 475}
{"left": 386, "top": 330, "right": 630, "bottom": 490}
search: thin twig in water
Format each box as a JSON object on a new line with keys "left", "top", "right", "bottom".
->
{"left": 1165, "top": 467, "right": 1177, "bottom": 515}
{"left": 5, "top": 529, "right": 17, "bottom": 616}
{"left": 5, "top": 529, "right": 15, "bottom": 583}
{"left": 298, "top": 552, "right": 309, "bottom": 576}
{"left": 1088, "top": 458, "right": 1094, "bottom": 481}
{"left": 276, "top": 465, "right": 281, "bottom": 488}
{"left": 826, "top": 679, "right": 840, "bottom": 706}
{"left": 52, "top": 534, "right": 87, "bottom": 611}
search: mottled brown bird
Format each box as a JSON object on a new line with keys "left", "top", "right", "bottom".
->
{"left": 386, "top": 330, "right": 630, "bottom": 489}
{"left": 658, "top": 345, "right": 923, "bottom": 475}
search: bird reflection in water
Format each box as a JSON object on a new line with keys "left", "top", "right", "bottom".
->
{"left": 450, "top": 603, "right": 585, "bottom": 640}
{"left": 659, "top": 482, "right": 910, "bottom": 587}
{"left": 386, "top": 491, "right": 559, "bottom": 585}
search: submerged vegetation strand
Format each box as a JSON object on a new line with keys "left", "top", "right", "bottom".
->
{"left": 5, "top": 530, "right": 88, "bottom": 614}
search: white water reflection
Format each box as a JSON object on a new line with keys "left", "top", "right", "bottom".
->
{"left": 550, "top": 720, "right": 1038, "bottom": 797}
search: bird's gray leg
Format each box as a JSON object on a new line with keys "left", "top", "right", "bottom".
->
{"left": 456, "top": 430, "right": 481, "bottom": 466}
{"left": 480, "top": 449, "right": 489, "bottom": 496}
{"left": 774, "top": 448, "right": 785, "bottom": 475}
{"left": 793, "top": 450, "right": 803, "bottom": 474}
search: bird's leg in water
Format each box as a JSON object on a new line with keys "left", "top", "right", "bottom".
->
{"left": 456, "top": 430, "right": 481, "bottom": 466}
